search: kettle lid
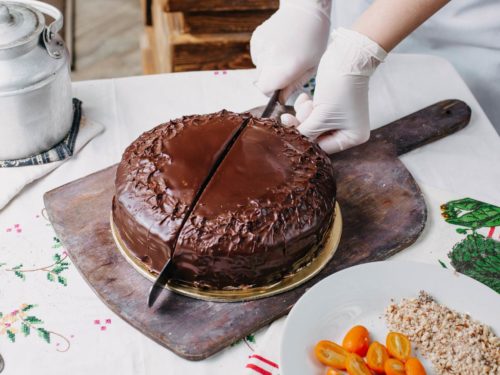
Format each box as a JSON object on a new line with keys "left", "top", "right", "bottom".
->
{"left": 0, "top": 2, "right": 43, "bottom": 51}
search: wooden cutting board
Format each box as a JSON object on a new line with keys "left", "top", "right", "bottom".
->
{"left": 44, "top": 99, "right": 470, "bottom": 360}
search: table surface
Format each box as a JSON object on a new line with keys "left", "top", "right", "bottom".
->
{"left": 0, "top": 54, "right": 498, "bottom": 375}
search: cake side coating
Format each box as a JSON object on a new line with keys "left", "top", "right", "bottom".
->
{"left": 171, "top": 117, "right": 336, "bottom": 289}
{"left": 112, "top": 110, "right": 248, "bottom": 272}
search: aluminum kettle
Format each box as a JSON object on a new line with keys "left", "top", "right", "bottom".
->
{"left": 0, "top": 0, "right": 72, "bottom": 160}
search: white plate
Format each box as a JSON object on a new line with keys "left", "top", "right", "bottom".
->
{"left": 280, "top": 261, "right": 500, "bottom": 375}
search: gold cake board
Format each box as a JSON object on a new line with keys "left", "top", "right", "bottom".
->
{"left": 110, "top": 202, "right": 342, "bottom": 302}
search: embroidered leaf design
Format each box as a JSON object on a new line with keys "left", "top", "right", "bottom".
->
{"left": 0, "top": 312, "right": 3, "bottom": 318}
{"left": 6, "top": 330, "right": 15, "bottom": 343}
{"left": 52, "top": 265, "right": 65, "bottom": 275}
{"left": 441, "top": 198, "right": 500, "bottom": 229}
{"left": 10, "top": 264, "right": 25, "bottom": 280}
{"left": 21, "top": 304, "right": 35, "bottom": 312}
{"left": 52, "top": 237, "right": 62, "bottom": 249}
{"left": 438, "top": 260, "right": 447, "bottom": 268}
{"left": 0, "top": 263, "right": 6, "bottom": 267}
{"left": 230, "top": 334, "right": 256, "bottom": 349}
{"left": 1, "top": 252, "right": 69, "bottom": 285}
{"left": 25, "top": 316, "right": 43, "bottom": 324}
{"left": 0, "top": 305, "right": 68, "bottom": 350}
{"left": 246, "top": 334, "right": 256, "bottom": 344}
{"left": 37, "top": 328, "right": 50, "bottom": 343}
{"left": 448, "top": 233, "right": 500, "bottom": 293}
{"left": 57, "top": 275, "right": 67, "bottom": 286}
{"left": 21, "top": 323, "right": 30, "bottom": 337}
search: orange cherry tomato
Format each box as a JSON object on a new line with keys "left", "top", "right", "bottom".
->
{"left": 345, "top": 353, "right": 372, "bottom": 375}
{"left": 315, "top": 340, "right": 349, "bottom": 369}
{"left": 386, "top": 332, "right": 411, "bottom": 362}
{"left": 366, "top": 341, "right": 389, "bottom": 373}
{"left": 385, "top": 358, "right": 406, "bottom": 375}
{"left": 405, "top": 357, "right": 427, "bottom": 375}
{"left": 326, "top": 367, "right": 343, "bottom": 375}
{"left": 342, "top": 325, "right": 370, "bottom": 356}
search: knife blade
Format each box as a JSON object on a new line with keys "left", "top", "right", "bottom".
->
{"left": 261, "top": 90, "right": 280, "bottom": 118}
{"left": 147, "top": 258, "right": 172, "bottom": 308}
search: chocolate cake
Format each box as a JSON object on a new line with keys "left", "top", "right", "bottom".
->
{"left": 112, "top": 110, "right": 336, "bottom": 289}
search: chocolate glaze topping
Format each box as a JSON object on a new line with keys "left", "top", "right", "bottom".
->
{"left": 113, "top": 111, "right": 336, "bottom": 290}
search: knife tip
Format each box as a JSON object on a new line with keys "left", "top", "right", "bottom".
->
{"left": 147, "top": 286, "right": 159, "bottom": 308}
{"left": 147, "top": 296, "right": 154, "bottom": 308}
{"left": 147, "top": 259, "right": 171, "bottom": 308}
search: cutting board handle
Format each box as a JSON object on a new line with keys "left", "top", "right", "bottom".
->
{"left": 250, "top": 99, "right": 471, "bottom": 157}
{"left": 371, "top": 99, "right": 471, "bottom": 156}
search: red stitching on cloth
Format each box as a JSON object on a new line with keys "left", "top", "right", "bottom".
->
{"left": 245, "top": 364, "right": 272, "bottom": 375}
{"left": 487, "top": 227, "right": 495, "bottom": 238}
{"left": 250, "top": 354, "right": 279, "bottom": 368}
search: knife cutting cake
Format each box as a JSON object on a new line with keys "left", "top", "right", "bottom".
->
{"left": 112, "top": 110, "right": 336, "bottom": 290}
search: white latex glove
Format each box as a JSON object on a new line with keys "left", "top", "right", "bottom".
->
{"left": 250, "top": 0, "right": 331, "bottom": 101}
{"left": 281, "top": 28, "right": 387, "bottom": 154}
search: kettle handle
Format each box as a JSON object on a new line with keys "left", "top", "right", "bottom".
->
{"left": 12, "top": 0, "right": 64, "bottom": 58}
{"left": 10, "top": 0, "right": 63, "bottom": 35}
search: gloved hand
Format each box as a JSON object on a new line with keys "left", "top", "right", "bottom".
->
{"left": 250, "top": 0, "right": 331, "bottom": 102}
{"left": 281, "top": 28, "right": 387, "bottom": 154}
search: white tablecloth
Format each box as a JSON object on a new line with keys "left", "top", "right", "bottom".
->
{"left": 0, "top": 54, "right": 498, "bottom": 375}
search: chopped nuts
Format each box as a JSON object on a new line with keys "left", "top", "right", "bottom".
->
{"left": 385, "top": 291, "right": 500, "bottom": 375}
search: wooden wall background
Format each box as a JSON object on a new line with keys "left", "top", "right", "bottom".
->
{"left": 61, "top": 0, "right": 277, "bottom": 80}
{"left": 71, "top": 0, "right": 142, "bottom": 81}
{"left": 141, "top": 0, "right": 278, "bottom": 74}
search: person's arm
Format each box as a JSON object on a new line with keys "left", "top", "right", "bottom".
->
{"left": 282, "top": 0, "right": 451, "bottom": 154}
{"left": 353, "top": 0, "right": 450, "bottom": 51}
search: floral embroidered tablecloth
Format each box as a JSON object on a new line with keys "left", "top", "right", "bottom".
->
{"left": 0, "top": 54, "right": 498, "bottom": 375}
